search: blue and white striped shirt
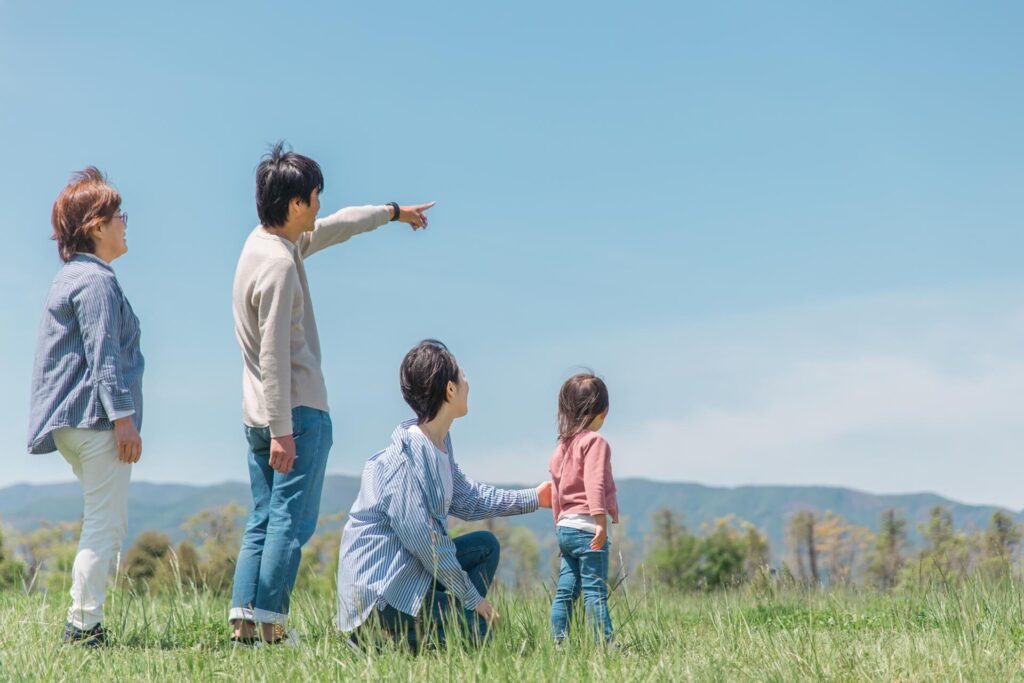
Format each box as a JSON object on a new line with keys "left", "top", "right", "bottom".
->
{"left": 27, "top": 253, "right": 144, "bottom": 454}
{"left": 336, "top": 419, "right": 539, "bottom": 632}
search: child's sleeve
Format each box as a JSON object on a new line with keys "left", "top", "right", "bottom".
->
{"left": 549, "top": 450, "right": 561, "bottom": 522}
{"left": 582, "top": 437, "right": 611, "bottom": 517}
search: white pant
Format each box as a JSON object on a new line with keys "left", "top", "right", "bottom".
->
{"left": 53, "top": 427, "right": 131, "bottom": 629}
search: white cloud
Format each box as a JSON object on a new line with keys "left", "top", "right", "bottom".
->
{"left": 613, "top": 355, "right": 1024, "bottom": 503}
{"left": 465, "top": 282, "right": 1024, "bottom": 509}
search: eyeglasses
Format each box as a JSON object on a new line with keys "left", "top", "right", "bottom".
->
{"left": 116, "top": 211, "right": 128, "bottom": 226}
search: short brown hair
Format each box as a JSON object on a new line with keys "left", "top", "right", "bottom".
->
{"left": 51, "top": 167, "right": 121, "bottom": 262}
{"left": 557, "top": 372, "right": 610, "bottom": 440}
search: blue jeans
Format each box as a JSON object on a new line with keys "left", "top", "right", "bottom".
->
{"left": 550, "top": 526, "right": 613, "bottom": 644}
{"left": 229, "top": 406, "right": 332, "bottom": 624}
{"left": 362, "top": 530, "right": 500, "bottom": 652}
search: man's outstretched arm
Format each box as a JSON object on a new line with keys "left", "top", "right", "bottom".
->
{"left": 298, "top": 201, "right": 435, "bottom": 257}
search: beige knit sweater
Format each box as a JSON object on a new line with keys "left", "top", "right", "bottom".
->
{"left": 232, "top": 205, "right": 390, "bottom": 436}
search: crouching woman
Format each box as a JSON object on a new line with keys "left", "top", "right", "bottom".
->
{"left": 336, "top": 340, "right": 552, "bottom": 651}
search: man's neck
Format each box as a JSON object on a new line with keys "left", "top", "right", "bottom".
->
{"left": 264, "top": 220, "right": 307, "bottom": 243}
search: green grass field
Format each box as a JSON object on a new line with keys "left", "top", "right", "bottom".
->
{"left": 2, "top": 578, "right": 1024, "bottom": 682}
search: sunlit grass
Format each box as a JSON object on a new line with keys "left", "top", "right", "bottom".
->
{"left": 2, "top": 576, "right": 1024, "bottom": 681}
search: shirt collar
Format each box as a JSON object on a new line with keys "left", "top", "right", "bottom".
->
{"left": 71, "top": 252, "right": 114, "bottom": 273}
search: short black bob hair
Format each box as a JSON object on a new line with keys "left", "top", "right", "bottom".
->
{"left": 255, "top": 141, "right": 325, "bottom": 227}
{"left": 401, "top": 339, "right": 462, "bottom": 423}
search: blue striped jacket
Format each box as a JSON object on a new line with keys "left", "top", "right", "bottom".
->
{"left": 27, "top": 254, "right": 144, "bottom": 454}
{"left": 336, "top": 419, "right": 539, "bottom": 632}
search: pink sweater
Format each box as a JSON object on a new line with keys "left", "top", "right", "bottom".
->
{"left": 548, "top": 431, "right": 619, "bottom": 524}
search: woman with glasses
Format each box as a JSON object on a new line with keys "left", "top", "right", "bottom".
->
{"left": 27, "top": 167, "right": 144, "bottom": 647}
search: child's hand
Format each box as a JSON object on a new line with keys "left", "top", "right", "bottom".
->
{"left": 591, "top": 523, "right": 607, "bottom": 550}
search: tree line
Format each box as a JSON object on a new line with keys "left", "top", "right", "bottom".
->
{"left": 0, "top": 505, "right": 1020, "bottom": 594}
{"left": 646, "top": 506, "right": 1023, "bottom": 591}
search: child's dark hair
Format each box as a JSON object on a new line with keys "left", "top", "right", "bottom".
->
{"left": 558, "top": 372, "right": 609, "bottom": 440}
{"left": 400, "top": 339, "right": 461, "bottom": 423}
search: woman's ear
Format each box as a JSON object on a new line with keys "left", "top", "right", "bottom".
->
{"left": 446, "top": 380, "right": 456, "bottom": 402}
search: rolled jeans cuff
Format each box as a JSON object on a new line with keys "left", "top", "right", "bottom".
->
{"left": 253, "top": 607, "right": 288, "bottom": 625}
{"left": 228, "top": 606, "right": 255, "bottom": 623}
{"left": 228, "top": 606, "right": 288, "bottom": 625}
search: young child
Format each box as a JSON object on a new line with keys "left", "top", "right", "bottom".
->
{"left": 549, "top": 372, "right": 618, "bottom": 646}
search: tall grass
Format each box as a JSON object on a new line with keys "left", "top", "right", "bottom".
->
{"left": 2, "top": 576, "right": 1024, "bottom": 681}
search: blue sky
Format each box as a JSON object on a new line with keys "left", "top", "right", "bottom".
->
{"left": 1, "top": 2, "right": 1022, "bottom": 506}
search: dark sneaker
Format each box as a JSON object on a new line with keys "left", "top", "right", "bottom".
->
{"left": 62, "top": 622, "right": 106, "bottom": 648}
{"left": 230, "top": 634, "right": 260, "bottom": 648}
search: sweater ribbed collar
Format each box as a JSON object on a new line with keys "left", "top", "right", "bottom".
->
{"left": 255, "top": 226, "right": 298, "bottom": 254}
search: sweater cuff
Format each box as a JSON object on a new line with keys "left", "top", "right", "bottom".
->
{"left": 268, "top": 416, "right": 293, "bottom": 438}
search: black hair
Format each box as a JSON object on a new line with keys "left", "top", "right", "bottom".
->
{"left": 400, "top": 339, "right": 462, "bottom": 423}
{"left": 558, "top": 372, "right": 609, "bottom": 440}
{"left": 255, "top": 141, "right": 325, "bottom": 227}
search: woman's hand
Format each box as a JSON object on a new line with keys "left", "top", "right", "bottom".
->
{"left": 536, "top": 480, "right": 554, "bottom": 508}
{"left": 113, "top": 417, "right": 142, "bottom": 463}
{"left": 474, "top": 598, "right": 501, "bottom": 626}
{"left": 397, "top": 201, "right": 435, "bottom": 229}
{"left": 591, "top": 521, "right": 607, "bottom": 550}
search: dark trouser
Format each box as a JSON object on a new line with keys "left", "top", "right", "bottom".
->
{"left": 364, "top": 530, "right": 500, "bottom": 652}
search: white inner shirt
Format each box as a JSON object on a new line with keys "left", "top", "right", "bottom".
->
{"left": 557, "top": 513, "right": 613, "bottom": 539}
{"left": 409, "top": 425, "right": 453, "bottom": 503}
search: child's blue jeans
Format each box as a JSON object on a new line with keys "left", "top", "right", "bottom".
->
{"left": 550, "top": 525, "right": 613, "bottom": 644}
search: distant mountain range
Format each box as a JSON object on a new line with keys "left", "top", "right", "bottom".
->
{"left": 0, "top": 477, "right": 1016, "bottom": 562}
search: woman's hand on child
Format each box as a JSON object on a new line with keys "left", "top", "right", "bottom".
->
{"left": 536, "top": 480, "right": 554, "bottom": 508}
{"left": 591, "top": 523, "right": 607, "bottom": 550}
